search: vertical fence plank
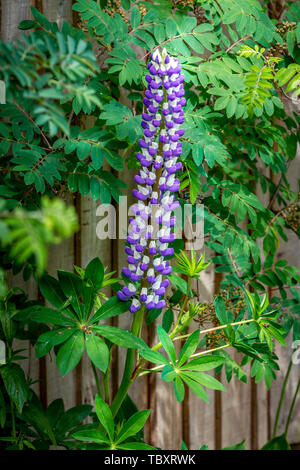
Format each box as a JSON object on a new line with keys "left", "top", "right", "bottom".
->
{"left": 221, "top": 358, "right": 251, "bottom": 449}
{"left": 188, "top": 250, "right": 216, "bottom": 450}
{"left": 43, "top": 194, "right": 76, "bottom": 409}
{"left": 38, "top": 0, "right": 76, "bottom": 410}
{"left": 1, "top": 0, "right": 32, "bottom": 43}
{"left": 269, "top": 149, "right": 300, "bottom": 443}
{"left": 80, "top": 193, "right": 112, "bottom": 405}
{"left": 42, "top": 0, "right": 72, "bottom": 27}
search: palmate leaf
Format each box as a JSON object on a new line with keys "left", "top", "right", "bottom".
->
{"left": 158, "top": 324, "right": 227, "bottom": 402}
{"left": 72, "top": 394, "right": 153, "bottom": 450}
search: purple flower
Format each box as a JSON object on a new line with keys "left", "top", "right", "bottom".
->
{"left": 117, "top": 49, "right": 185, "bottom": 313}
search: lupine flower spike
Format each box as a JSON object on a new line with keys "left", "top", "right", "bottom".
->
{"left": 117, "top": 49, "right": 185, "bottom": 313}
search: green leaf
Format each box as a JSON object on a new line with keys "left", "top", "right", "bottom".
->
{"left": 57, "top": 270, "right": 84, "bottom": 318}
{"left": 18, "top": 19, "right": 36, "bottom": 30}
{"left": 115, "top": 410, "right": 150, "bottom": 444}
{"left": 55, "top": 404, "right": 92, "bottom": 437}
{"left": 72, "top": 428, "right": 109, "bottom": 444}
{"left": 37, "top": 327, "right": 77, "bottom": 348}
{"left": 177, "top": 329, "right": 200, "bottom": 367}
{"left": 94, "top": 394, "right": 114, "bottom": 441}
{"left": 181, "top": 355, "right": 225, "bottom": 371}
{"left": 56, "top": 330, "right": 85, "bottom": 376}
{"left": 173, "top": 376, "right": 185, "bottom": 402}
{"left": 22, "top": 402, "right": 57, "bottom": 447}
{"left": 93, "top": 325, "right": 147, "bottom": 349}
{"left": 166, "top": 18, "right": 177, "bottom": 37}
{"left": 157, "top": 324, "right": 176, "bottom": 364}
{"left": 261, "top": 434, "right": 290, "bottom": 450}
{"left": 76, "top": 141, "right": 91, "bottom": 160}
{"left": 38, "top": 274, "right": 67, "bottom": 309}
{"left": 91, "top": 146, "right": 104, "bottom": 170}
{"left": 180, "top": 374, "right": 209, "bottom": 402}
{"left": 162, "top": 308, "right": 173, "bottom": 333}
{"left": 117, "top": 442, "right": 157, "bottom": 450}
{"left": 138, "top": 349, "right": 169, "bottom": 365}
{"left": 131, "top": 5, "right": 141, "bottom": 29}
{"left": 91, "top": 296, "right": 130, "bottom": 323}
{"left": 182, "top": 371, "right": 226, "bottom": 391}
{"left": 85, "top": 334, "right": 109, "bottom": 372}
{"left": 90, "top": 177, "right": 101, "bottom": 200}
{"left": 192, "top": 144, "right": 204, "bottom": 166}
{"left": 0, "top": 364, "right": 29, "bottom": 412}
{"left": 85, "top": 257, "right": 105, "bottom": 290}
{"left": 32, "top": 307, "right": 74, "bottom": 326}
{"left": 161, "top": 364, "right": 177, "bottom": 382}
{"left": 223, "top": 440, "right": 245, "bottom": 450}
{"left": 168, "top": 272, "right": 188, "bottom": 293}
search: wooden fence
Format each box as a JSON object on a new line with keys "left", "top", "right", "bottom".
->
{"left": 1, "top": 0, "right": 299, "bottom": 450}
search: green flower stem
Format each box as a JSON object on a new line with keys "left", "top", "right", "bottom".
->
{"left": 110, "top": 306, "right": 145, "bottom": 418}
{"left": 172, "top": 278, "right": 192, "bottom": 334}
{"left": 150, "top": 279, "right": 193, "bottom": 354}
{"left": 104, "top": 352, "right": 112, "bottom": 404}
{"left": 10, "top": 398, "right": 16, "bottom": 439}
{"left": 284, "top": 377, "right": 300, "bottom": 437}
{"left": 131, "top": 280, "right": 194, "bottom": 381}
{"left": 91, "top": 362, "right": 103, "bottom": 399}
{"left": 273, "top": 356, "right": 293, "bottom": 438}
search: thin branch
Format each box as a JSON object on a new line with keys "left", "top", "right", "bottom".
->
{"left": 225, "top": 35, "right": 251, "bottom": 53}
{"left": 13, "top": 101, "right": 52, "bottom": 149}
{"left": 267, "top": 159, "right": 292, "bottom": 210}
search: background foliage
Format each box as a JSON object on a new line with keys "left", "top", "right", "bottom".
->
{"left": 0, "top": 0, "right": 299, "bottom": 450}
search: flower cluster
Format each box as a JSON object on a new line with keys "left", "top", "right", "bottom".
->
{"left": 117, "top": 49, "right": 185, "bottom": 313}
